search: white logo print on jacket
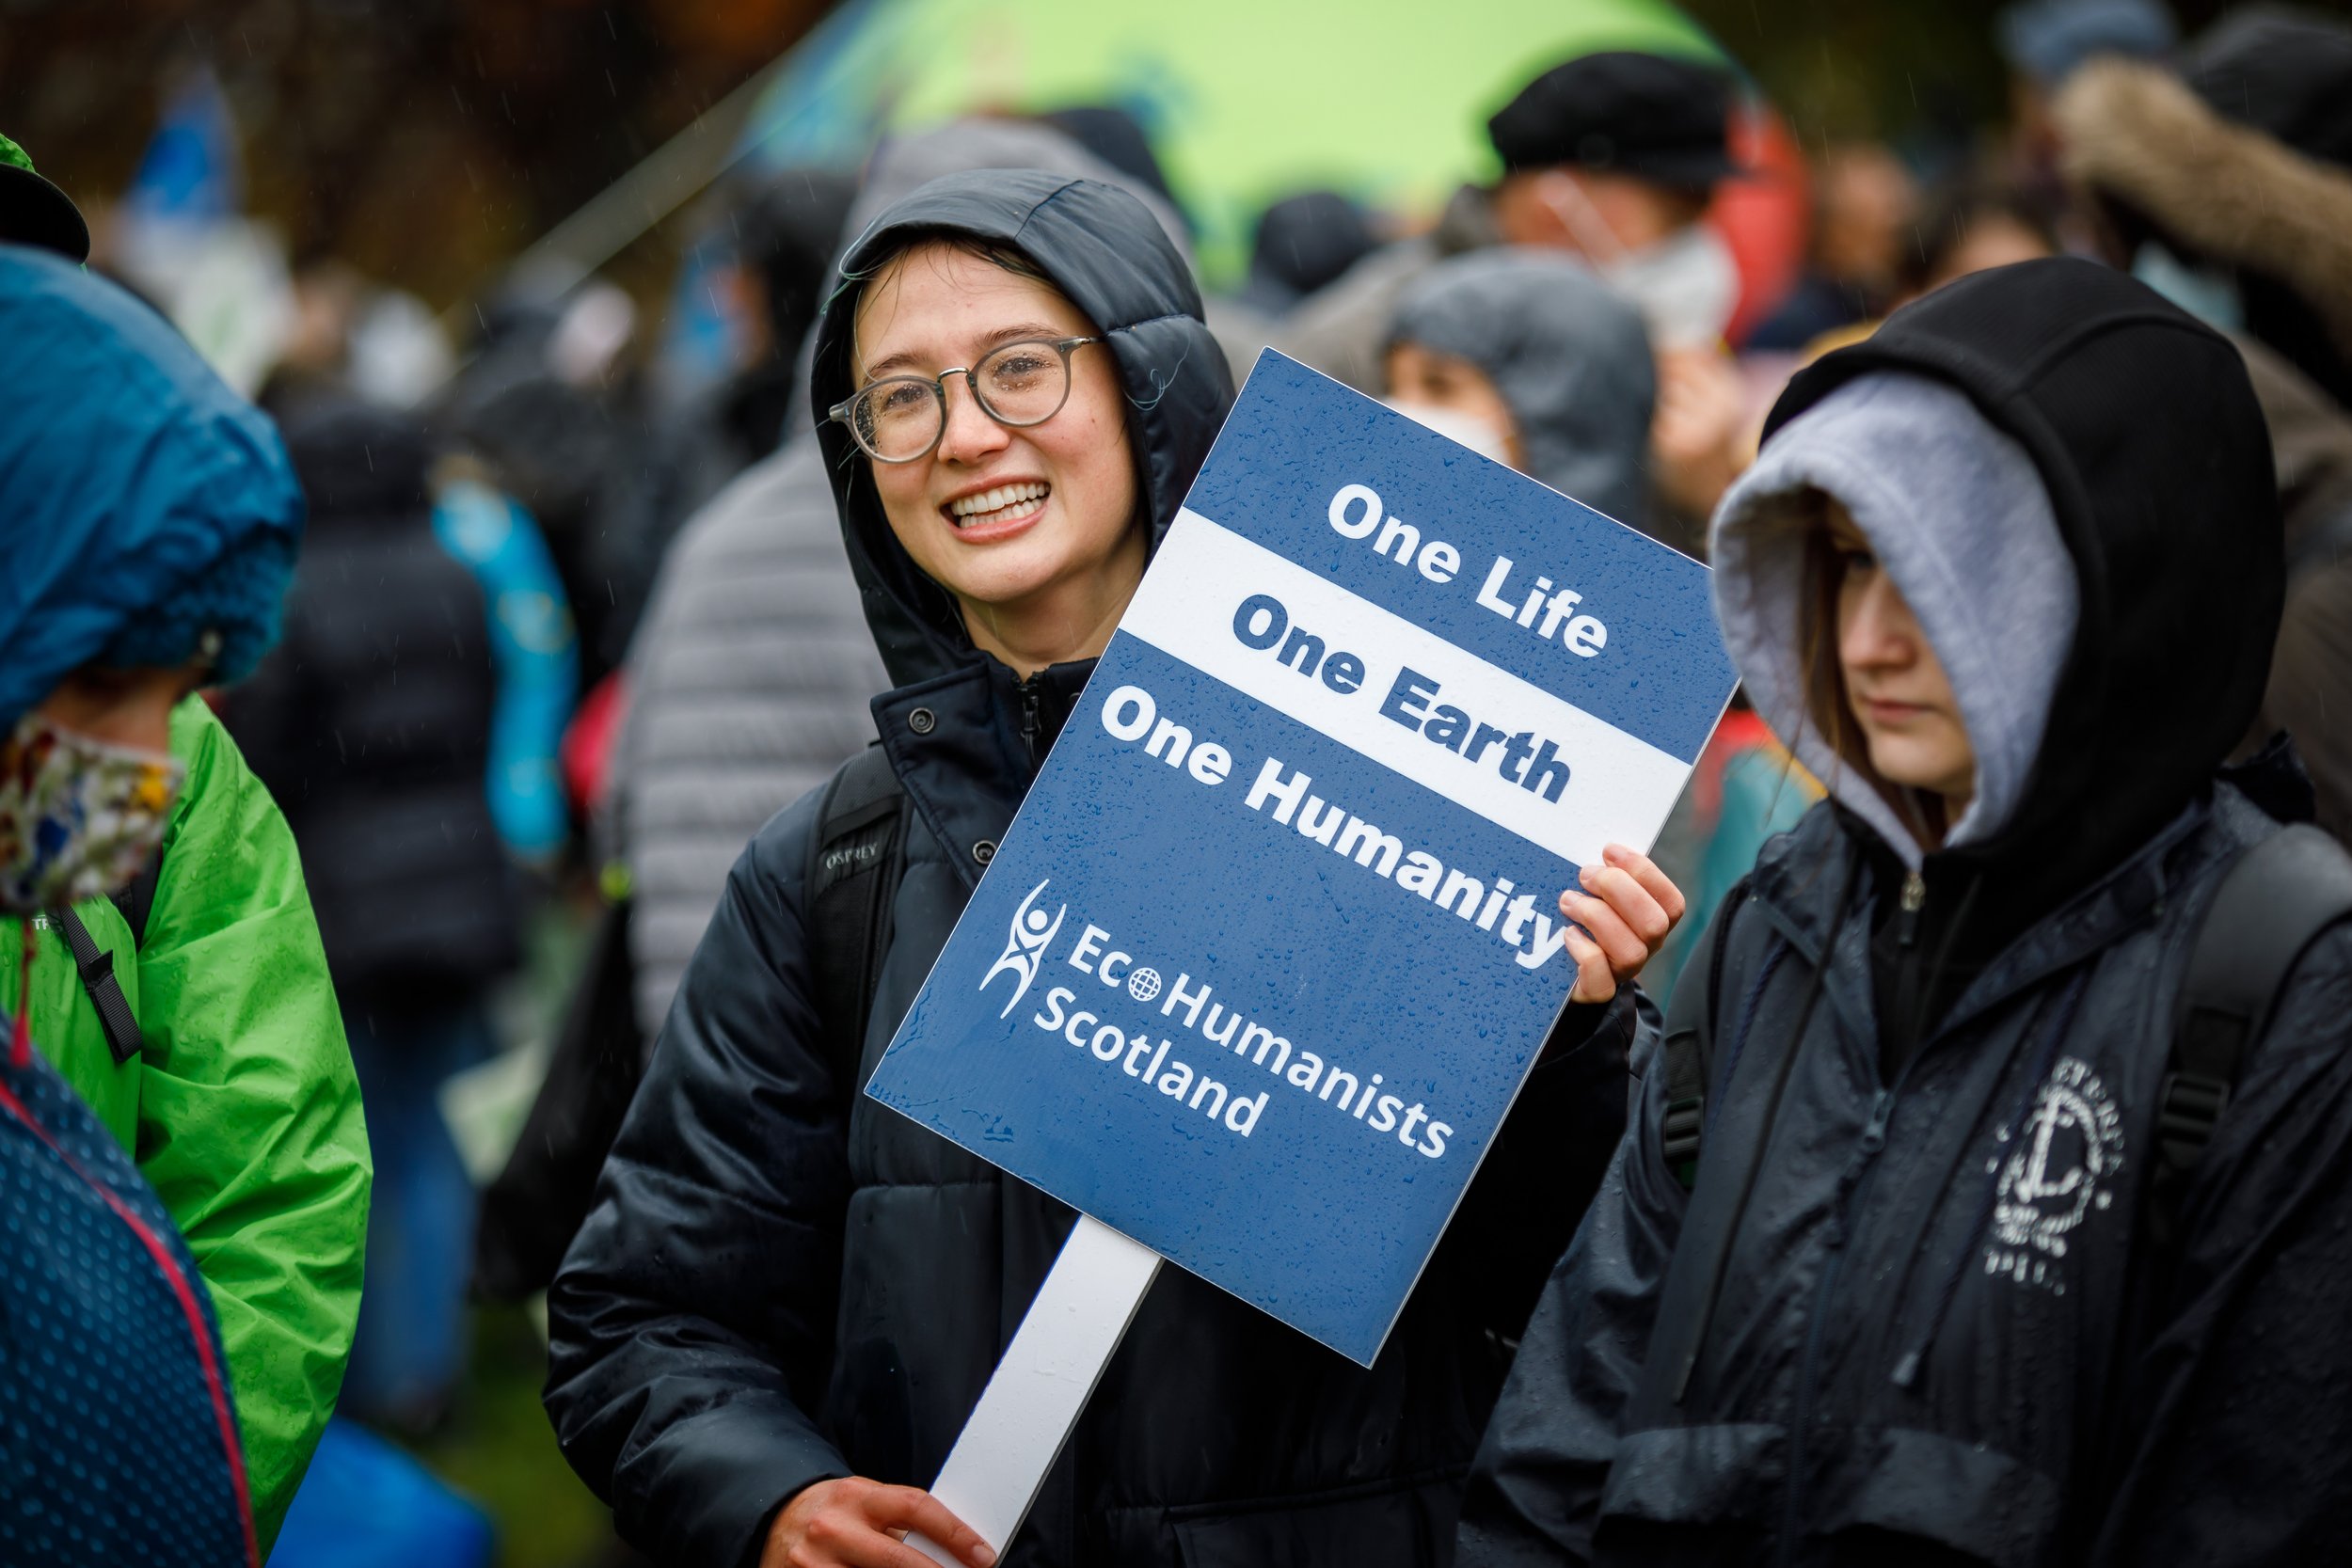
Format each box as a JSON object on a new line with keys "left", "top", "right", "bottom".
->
{"left": 1984, "top": 1056, "right": 2127, "bottom": 1295}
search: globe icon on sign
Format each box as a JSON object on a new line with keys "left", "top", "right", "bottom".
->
{"left": 1127, "top": 967, "right": 1163, "bottom": 1004}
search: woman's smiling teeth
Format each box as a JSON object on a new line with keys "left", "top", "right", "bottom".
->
{"left": 948, "top": 482, "right": 1050, "bottom": 529}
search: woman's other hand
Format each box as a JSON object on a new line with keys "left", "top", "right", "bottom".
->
{"left": 1560, "top": 844, "right": 1687, "bottom": 1004}
{"left": 762, "top": 1478, "right": 995, "bottom": 1568}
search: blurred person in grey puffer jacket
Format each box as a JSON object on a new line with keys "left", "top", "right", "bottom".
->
{"left": 608, "top": 119, "right": 1195, "bottom": 1039}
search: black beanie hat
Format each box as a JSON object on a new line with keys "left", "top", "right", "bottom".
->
{"left": 1487, "top": 51, "right": 1737, "bottom": 192}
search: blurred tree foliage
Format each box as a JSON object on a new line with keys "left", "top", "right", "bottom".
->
{"left": 8, "top": 0, "right": 2347, "bottom": 336}
{"left": 0, "top": 0, "right": 822, "bottom": 307}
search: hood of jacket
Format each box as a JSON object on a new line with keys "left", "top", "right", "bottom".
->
{"left": 1387, "top": 246, "right": 1656, "bottom": 525}
{"left": 811, "top": 168, "right": 1233, "bottom": 690}
{"left": 1720, "top": 256, "right": 2280, "bottom": 925}
{"left": 0, "top": 245, "right": 303, "bottom": 726}
{"left": 1713, "top": 371, "right": 2077, "bottom": 869}
{"left": 780, "top": 119, "right": 1195, "bottom": 445}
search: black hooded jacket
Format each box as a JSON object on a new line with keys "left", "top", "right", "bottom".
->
{"left": 546, "top": 170, "right": 1635, "bottom": 1568}
{"left": 1459, "top": 260, "right": 2352, "bottom": 1566}
{"left": 230, "top": 402, "right": 518, "bottom": 1001}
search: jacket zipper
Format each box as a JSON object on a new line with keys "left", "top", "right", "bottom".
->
{"left": 1889, "top": 868, "right": 1927, "bottom": 1057}
{"left": 1781, "top": 1084, "right": 1897, "bottom": 1565}
{"left": 1018, "top": 675, "right": 1043, "bottom": 762}
{"left": 1898, "top": 869, "right": 1925, "bottom": 938}
{"left": 1781, "top": 868, "right": 1922, "bottom": 1560}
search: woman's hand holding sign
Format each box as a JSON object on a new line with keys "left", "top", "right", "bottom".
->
{"left": 764, "top": 1478, "right": 994, "bottom": 1568}
{"left": 1560, "top": 844, "right": 1686, "bottom": 1003}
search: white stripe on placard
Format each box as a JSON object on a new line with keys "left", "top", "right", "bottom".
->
{"left": 1120, "top": 509, "right": 1688, "bottom": 867}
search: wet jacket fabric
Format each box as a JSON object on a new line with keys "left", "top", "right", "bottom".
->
{"left": 1460, "top": 260, "right": 2352, "bottom": 1564}
{"left": 232, "top": 404, "right": 520, "bottom": 1003}
{"left": 1, "top": 698, "right": 372, "bottom": 1556}
{"left": 548, "top": 169, "right": 1632, "bottom": 1568}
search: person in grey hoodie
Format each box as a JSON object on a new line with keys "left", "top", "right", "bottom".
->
{"left": 610, "top": 119, "right": 1192, "bottom": 1041}
{"left": 1459, "top": 258, "right": 2352, "bottom": 1563}
{"left": 1383, "top": 248, "right": 1656, "bottom": 532}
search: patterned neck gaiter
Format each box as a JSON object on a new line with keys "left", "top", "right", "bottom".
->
{"left": 0, "top": 711, "right": 184, "bottom": 913}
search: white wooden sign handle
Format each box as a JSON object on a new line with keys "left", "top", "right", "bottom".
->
{"left": 908, "top": 1215, "right": 1162, "bottom": 1564}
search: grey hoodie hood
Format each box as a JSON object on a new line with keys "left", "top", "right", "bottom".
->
{"left": 1386, "top": 247, "right": 1656, "bottom": 526}
{"left": 1709, "top": 371, "right": 2078, "bottom": 867}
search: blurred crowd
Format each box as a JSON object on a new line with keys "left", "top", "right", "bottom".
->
{"left": 5, "top": 0, "right": 2352, "bottom": 1565}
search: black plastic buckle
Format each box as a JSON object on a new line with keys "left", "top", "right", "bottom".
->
{"left": 2156, "top": 1069, "right": 2231, "bottom": 1163}
{"left": 76, "top": 946, "right": 116, "bottom": 988}
{"left": 1661, "top": 1094, "right": 1705, "bottom": 1167}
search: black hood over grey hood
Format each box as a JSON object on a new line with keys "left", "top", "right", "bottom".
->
{"left": 810, "top": 168, "right": 1233, "bottom": 690}
{"left": 1765, "top": 257, "right": 2281, "bottom": 925}
{"left": 1460, "top": 260, "right": 2351, "bottom": 1568}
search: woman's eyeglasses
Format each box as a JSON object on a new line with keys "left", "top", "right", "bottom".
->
{"left": 830, "top": 336, "right": 1104, "bottom": 463}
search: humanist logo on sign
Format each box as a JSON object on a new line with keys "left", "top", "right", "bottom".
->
{"left": 976, "top": 883, "right": 1464, "bottom": 1156}
{"left": 866, "top": 352, "right": 1738, "bottom": 1363}
{"left": 981, "top": 879, "right": 1065, "bottom": 1018}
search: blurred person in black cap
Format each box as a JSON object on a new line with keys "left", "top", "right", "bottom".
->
{"left": 1280, "top": 49, "right": 1742, "bottom": 391}
{"left": 0, "top": 132, "right": 90, "bottom": 261}
{"left": 1237, "top": 189, "right": 1382, "bottom": 317}
{"left": 1484, "top": 51, "right": 1742, "bottom": 348}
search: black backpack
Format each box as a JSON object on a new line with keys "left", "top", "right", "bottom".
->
{"left": 1658, "top": 823, "right": 2352, "bottom": 1242}
{"left": 799, "top": 743, "right": 909, "bottom": 1082}
{"left": 474, "top": 745, "right": 905, "bottom": 1302}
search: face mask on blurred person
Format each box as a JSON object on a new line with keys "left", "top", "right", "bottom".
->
{"left": 2130, "top": 242, "right": 2243, "bottom": 333}
{"left": 1387, "top": 400, "right": 1517, "bottom": 467}
{"left": 0, "top": 711, "right": 184, "bottom": 913}
{"left": 1536, "top": 173, "right": 1738, "bottom": 350}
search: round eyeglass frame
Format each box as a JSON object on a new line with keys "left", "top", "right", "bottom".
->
{"left": 828, "top": 335, "right": 1105, "bottom": 464}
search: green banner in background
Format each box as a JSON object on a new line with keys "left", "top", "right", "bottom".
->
{"left": 738, "top": 0, "right": 1721, "bottom": 283}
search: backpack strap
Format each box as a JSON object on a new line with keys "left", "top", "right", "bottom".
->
{"left": 110, "top": 856, "right": 162, "bottom": 949}
{"left": 53, "top": 906, "right": 143, "bottom": 1066}
{"left": 1661, "top": 878, "right": 1746, "bottom": 1190}
{"left": 2153, "top": 823, "right": 2352, "bottom": 1239}
{"left": 804, "top": 744, "right": 907, "bottom": 1102}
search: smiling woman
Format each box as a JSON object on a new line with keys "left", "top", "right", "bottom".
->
{"left": 842, "top": 238, "right": 1143, "bottom": 674}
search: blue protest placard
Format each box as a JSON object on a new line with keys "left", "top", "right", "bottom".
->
{"left": 866, "top": 351, "right": 1738, "bottom": 1366}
